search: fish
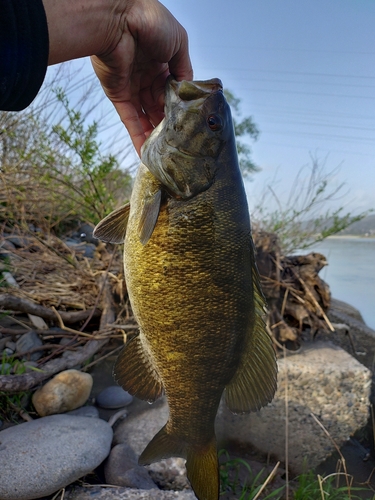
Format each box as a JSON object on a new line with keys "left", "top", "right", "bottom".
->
{"left": 93, "top": 77, "right": 277, "bottom": 500}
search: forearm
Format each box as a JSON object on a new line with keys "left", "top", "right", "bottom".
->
{"left": 42, "top": 0, "right": 125, "bottom": 65}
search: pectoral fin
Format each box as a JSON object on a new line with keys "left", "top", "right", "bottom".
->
{"left": 93, "top": 203, "right": 130, "bottom": 243}
{"left": 137, "top": 189, "right": 162, "bottom": 245}
{"left": 225, "top": 241, "right": 277, "bottom": 413}
{"left": 113, "top": 332, "right": 164, "bottom": 403}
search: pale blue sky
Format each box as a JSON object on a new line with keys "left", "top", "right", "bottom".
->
{"left": 45, "top": 0, "right": 375, "bottom": 215}
{"left": 161, "top": 0, "right": 375, "bottom": 215}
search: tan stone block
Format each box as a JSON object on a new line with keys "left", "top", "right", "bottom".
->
{"left": 32, "top": 369, "right": 93, "bottom": 416}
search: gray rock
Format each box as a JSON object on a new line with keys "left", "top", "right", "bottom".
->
{"left": 5, "top": 340, "right": 16, "bottom": 351}
{"left": 113, "top": 400, "right": 190, "bottom": 491}
{"left": 330, "top": 298, "right": 365, "bottom": 323}
{"left": 0, "top": 239, "right": 16, "bottom": 251}
{"left": 71, "top": 223, "right": 99, "bottom": 246}
{"left": 216, "top": 341, "right": 371, "bottom": 474}
{"left": 0, "top": 414, "right": 113, "bottom": 500}
{"left": 65, "top": 237, "right": 81, "bottom": 246}
{"left": 105, "top": 444, "right": 156, "bottom": 489}
{"left": 328, "top": 299, "right": 375, "bottom": 361}
{"left": 114, "top": 343, "right": 370, "bottom": 478}
{"left": 77, "top": 223, "right": 98, "bottom": 245}
{"left": 66, "top": 406, "right": 100, "bottom": 418}
{"left": 16, "top": 330, "right": 43, "bottom": 361}
{"left": 113, "top": 398, "right": 168, "bottom": 454}
{"left": 96, "top": 386, "right": 133, "bottom": 409}
{"left": 65, "top": 486, "right": 196, "bottom": 500}
{"left": 82, "top": 243, "right": 96, "bottom": 259}
{"left": 7, "top": 236, "right": 32, "bottom": 248}
{"left": 0, "top": 335, "right": 10, "bottom": 351}
{"left": 146, "top": 458, "right": 189, "bottom": 491}
{"left": 64, "top": 240, "right": 96, "bottom": 259}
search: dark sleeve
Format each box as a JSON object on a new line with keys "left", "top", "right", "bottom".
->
{"left": 0, "top": 0, "right": 49, "bottom": 111}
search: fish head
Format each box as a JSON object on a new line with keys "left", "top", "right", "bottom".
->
{"left": 141, "top": 77, "right": 234, "bottom": 199}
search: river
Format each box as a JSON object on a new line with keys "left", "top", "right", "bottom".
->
{"left": 309, "top": 237, "right": 375, "bottom": 330}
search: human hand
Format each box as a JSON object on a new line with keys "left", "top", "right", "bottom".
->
{"left": 43, "top": 0, "right": 192, "bottom": 156}
{"left": 91, "top": 0, "right": 193, "bottom": 156}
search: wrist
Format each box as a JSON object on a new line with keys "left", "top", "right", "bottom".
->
{"left": 42, "top": 0, "right": 127, "bottom": 65}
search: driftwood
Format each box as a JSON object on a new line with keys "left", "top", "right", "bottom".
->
{"left": 0, "top": 337, "right": 108, "bottom": 392}
{"left": 0, "top": 275, "right": 117, "bottom": 392}
{"left": 2, "top": 271, "right": 49, "bottom": 329}
{"left": 0, "top": 294, "right": 101, "bottom": 324}
{"left": 254, "top": 230, "right": 332, "bottom": 347}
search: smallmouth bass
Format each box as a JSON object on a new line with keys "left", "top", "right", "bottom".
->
{"left": 94, "top": 78, "right": 277, "bottom": 500}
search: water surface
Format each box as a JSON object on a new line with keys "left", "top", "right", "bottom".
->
{"left": 310, "top": 237, "right": 375, "bottom": 330}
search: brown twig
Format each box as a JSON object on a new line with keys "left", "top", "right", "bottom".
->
{"left": 4, "top": 343, "right": 76, "bottom": 360}
{"left": 252, "top": 462, "right": 280, "bottom": 500}
{"left": 311, "top": 412, "right": 352, "bottom": 495}
{"left": 80, "top": 252, "right": 115, "bottom": 332}
{"left": 82, "top": 345, "right": 123, "bottom": 372}
{"left": 0, "top": 294, "right": 101, "bottom": 324}
{"left": 0, "top": 336, "right": 109, "bottom": 392}
{"left": 294, "top": 274, "right": 334, "bottom": 331}
{"left": 8, "top": 400, "right": 33, "bottom": 422}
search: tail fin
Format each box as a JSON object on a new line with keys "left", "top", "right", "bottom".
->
{"left": 186, "top": 438, "right": 219, "bottom": 500}
{"left": 139, "top": 425, "right": 219, "bottom": 500}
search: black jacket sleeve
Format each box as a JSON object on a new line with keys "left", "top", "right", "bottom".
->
{"left": 0, "top": 0, "right": 49, "bottom": 111}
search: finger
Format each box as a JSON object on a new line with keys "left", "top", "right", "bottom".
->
{"left": 113, "top": 101, "right": 152, "bottom": 157}
{"left": 140, "top": 70, "right": 169, "bottom": 127}
{"left": 168, "top": 31, "right": 193, "bottom": 82}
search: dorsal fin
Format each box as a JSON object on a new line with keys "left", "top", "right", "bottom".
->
{"left": 224, "top": 238, "right": 277, "bottom": 413}
{"left": 93, "top": 203, "right": 130, "bottom": 244}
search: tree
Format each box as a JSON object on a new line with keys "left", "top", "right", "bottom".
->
{"left": 224, "top": 90, "right": 260, "bottom": 177}
{"left": 251, "top": 154, "right": 370, "bottom": 254}
{"left": 0, "top": 88, "right": 132, "bottom": 234}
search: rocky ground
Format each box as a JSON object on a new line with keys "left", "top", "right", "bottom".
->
{"left": 1, "top": 298, "right": 375, "bottom": 499}
{"left": 1, "top": 226, "right": 375, "bottom": 499}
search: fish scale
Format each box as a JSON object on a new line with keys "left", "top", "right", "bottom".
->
{"left": 94, "top": 78, "right": 277, "bottom": 500}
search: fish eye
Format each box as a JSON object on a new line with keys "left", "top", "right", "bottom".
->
{"left": 207, "top": 115, "right": 223, "bottom": 131}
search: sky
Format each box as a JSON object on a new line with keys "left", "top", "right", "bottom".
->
{"left": 45, "top": 0, "right": 375, "bottom": 215}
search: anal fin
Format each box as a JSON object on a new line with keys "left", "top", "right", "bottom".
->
{"left": 113, "top": 332, "right": 164, "bottom": 403}
{"left": 139, "top": 424, "right": 187, "bottom": 465}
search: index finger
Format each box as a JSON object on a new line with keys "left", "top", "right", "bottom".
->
{"left": 168, "top": 30, "right": 193, "bottom": 82}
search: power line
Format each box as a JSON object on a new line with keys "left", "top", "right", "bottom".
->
{"left": 191, "top": 44, "right": 375, "bottom": 57}
{"left": 195, "top": 66, "right": 375, "bottom": 81}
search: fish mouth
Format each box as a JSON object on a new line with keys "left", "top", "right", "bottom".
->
{"left": 166, "top": 77, "right": 223, "bottom": 102}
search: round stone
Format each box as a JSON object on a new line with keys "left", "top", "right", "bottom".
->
{"left": 0, "top": 414, "right": 113, "bottom": 500}
{"left": 96, "top": 386, "right": 133, "bottom": 409}
{"left": 32, "top": 369, "right": 93, "bottom": 416}
{"left": 66, "top": 406, "right": 99, "bottom": 418}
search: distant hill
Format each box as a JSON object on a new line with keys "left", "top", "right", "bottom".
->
{"left": 338, "top": 214, "right": 375, "bottom": 236}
